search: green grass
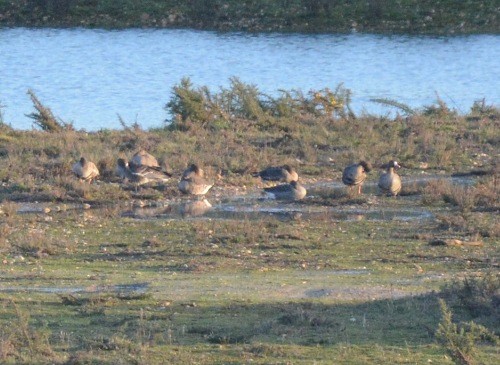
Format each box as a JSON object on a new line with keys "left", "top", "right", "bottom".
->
{"left": 0, "top": 85, "right": 498, "bottom": 363}
{"left": 0, "top": 200, "right": 498, "bottom": 363}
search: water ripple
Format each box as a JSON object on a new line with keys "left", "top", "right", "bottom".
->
{"left": 1, "top": 29, "right": 498, "bottom": 130}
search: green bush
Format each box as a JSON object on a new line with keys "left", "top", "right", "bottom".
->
{"left": 165, "top": 77, "right": 355, "bottom": 131}
{"left": 441, "top": 272, "right": 500, "bottom": 319}
{"left": 436, "top": 299, "right": 499, "bottom": 365}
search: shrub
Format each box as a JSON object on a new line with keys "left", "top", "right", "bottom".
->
{"left": 166, "top": 77, "right": 216, "bottom": 127}
{"left": 26, "top": 89, "right": 71, "bottom": 132}
{"left": 436, "top": 299, "right": 498, "bottom": 365}
{"left": 0, "top": 300, "right": 58, "bottom": 363}
{"left": 441, "top": 272, "right": 500, "bottom": 319}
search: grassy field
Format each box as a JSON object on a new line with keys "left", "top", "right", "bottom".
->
{"left": 0, "top": 0, "right": 498, "bottom": 34}
{"left": 0, "top": 83, "right": 499, "bottom": 363}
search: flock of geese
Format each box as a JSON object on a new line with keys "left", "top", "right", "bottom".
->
{"left": 72, "top": 150, "right": 403, "bottom": 200}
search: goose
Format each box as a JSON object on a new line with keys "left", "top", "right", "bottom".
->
{"left": 72, "top": 157, "right": 99, "bottom": 184}
{"left": 116, "top": 158, "right": 170, "bottom": 188}
{"left": 254, "top": 165, "right": 299, "bottom": 183}
{"left": 129, "top": 162, "right": 172, "bottom": 179}
{"left": 129, "top": 149, "right": 160, "bottom": 169}
{"left": 378, "top": 160, "right": 402, "bottom": 196}
{"left": 178, "top": 164, "right": 213, "bottom": 196}
{"left": 116, "top": 158, "right": 148, "bottom": 187}
{"left": 178, "top": 176, "right": 213, "bottom": 196}
{"left": 181, "top": 163, "right": 205, "bottom": 179}
{"left": 342, "top": 160, "right": 372, "bottom": 195}
{"left": 263, "top": 180, "right": 307, "bottom": 201}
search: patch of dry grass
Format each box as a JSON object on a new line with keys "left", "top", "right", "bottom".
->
{"left": 421, "top": 174, "right": 499, "bottom": 238}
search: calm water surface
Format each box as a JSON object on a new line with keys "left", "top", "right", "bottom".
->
{"left": 1, "top": 28, "right": 499, "bottom": 130}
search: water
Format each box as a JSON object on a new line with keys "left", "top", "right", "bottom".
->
{"left": 1, "top": 28, "right": 499, "bottom": 130}
{"left": 17, "top": 174, "right": 477, "bottom": 222}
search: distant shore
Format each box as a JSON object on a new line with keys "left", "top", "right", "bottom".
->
{"left": 0, "top": 0, "right": 498, "bottom": 34}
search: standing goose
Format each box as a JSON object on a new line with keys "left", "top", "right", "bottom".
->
{"left": 72, "top": 157, "right": 99, "bottom": 184}
{"left": 129, "top": 149, "right": 160, "bottom": 169}
{"left": 254, "top": 165, "right": 299, "bottom": 183}
{"left": 378, "top": 160, "right": 402, "bottom": 196}
{"left": 263, "top": 180, "right": 307, "bottom": 201}
{"left": 342, "top": 160, "right": 372, "bottom": 195}
{"left": 178, "top": 164, "right": 213, "bottom": 196}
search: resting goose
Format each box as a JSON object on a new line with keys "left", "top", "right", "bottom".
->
{"left": 263, "top": 180, "right": 307, "bottom": 201}
{"left": 254, "top": 165, "right": 299, "bottom": 183}
{"left": 129, "top": 149, "right": 160, "bottom": 169}
{"left": 116, "top": 158, "right": 170, "bottom": 189}
{"left": 72, "top": 157, "right": 99, "bottom": 184}
{"left": 178, "top": 164, "right": 213, "bottom": 196}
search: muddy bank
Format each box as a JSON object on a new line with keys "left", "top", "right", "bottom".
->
{"left": 8, "top": 174, "right": 477, "bottom": 223}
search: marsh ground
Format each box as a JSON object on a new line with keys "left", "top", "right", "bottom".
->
{"left": 0, "top": 88, "right": 498, "bottom": 363}
{"left": 0, "top": 171, "right": 498, "bottom": 364}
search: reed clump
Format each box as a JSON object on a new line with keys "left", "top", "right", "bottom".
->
{"left": 422, "top": 174, "right": 499, "bottom": 238}
{"left": 0, "top": 300, "right": 60, "bottom": 364}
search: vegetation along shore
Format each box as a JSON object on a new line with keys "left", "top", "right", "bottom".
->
{"left": 0, "top": 0, "right": 498, "bottom": 34}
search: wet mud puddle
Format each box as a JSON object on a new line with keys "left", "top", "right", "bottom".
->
{"left": 121, "top": 173, "right": 469, "bottom": 222}
{"left": 15, "top": 174, "right": 475, "bottom": 222}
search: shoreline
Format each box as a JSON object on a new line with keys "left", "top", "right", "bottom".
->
{"left": 0, "top": 1, "right": 498, "bottom": 35}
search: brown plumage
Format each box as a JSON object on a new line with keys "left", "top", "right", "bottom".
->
{"left": 342, "top": 160, "right": 372, "bottom": 195}
{"left": 179, "top": 164, "right": 212, "bottom": 196}
{"left": 116, "top": 158, "right": 148, "bottom": 187}
{"left": 254, "top": 165, "right": 299, "bottom": 183}
{"left": 263, "top": 180, "right": 307, "bottom": 201}
{"left": 72, "top": 157, "right": 99, "bottom": 184}
{"left": 129, "top": 150, "right": 159, "bottom": 169}
{"left": 378, "top": 160, "right": 402, "bottom": 196}
{"left": 181, "top": 163, "right": 205, "bottom": 179}
{"left": 116, "top": 158, "right": 170, "bottom": 188}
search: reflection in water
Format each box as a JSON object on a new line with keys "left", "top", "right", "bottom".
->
{"left": 18, "top": 175, "right": 479, "bottom": 222}
{"left": 179, "top": 199, "right": 212, "bottom": 217}
{"left": 120, "top": 199, "right": 213, "bottom": 219}
{"left": 121, "top": 205, "right": 173, "bottom": 219}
